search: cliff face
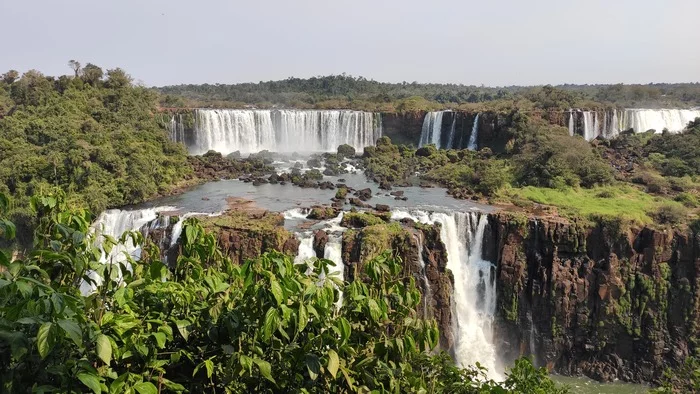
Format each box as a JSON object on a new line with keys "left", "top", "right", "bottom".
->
{"left": 486, "top": 212, "right": 700, "bottom": 382}
{"left": 202, "top": 210, "right": 299, "bottom": 265}
{"left": 380, "top": 111, "right": 515, "bottom": 153}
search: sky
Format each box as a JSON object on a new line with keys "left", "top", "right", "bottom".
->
{"left": 1, "top": 0, "right": 699, "bottom": 87}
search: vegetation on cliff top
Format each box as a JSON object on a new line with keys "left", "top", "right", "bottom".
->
{"left": 0, "top": 65, "right": 191, "bottom": 234}
{"left": 156, "top": 74, "right": 700, "bottom": 112}
{"left": 0, "top": 193, "right": 567, "bottom": 393}
{"left": 363, "top": 115, "right": 699, "bottom": 227}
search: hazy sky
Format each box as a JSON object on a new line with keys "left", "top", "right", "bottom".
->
{"left": 1, "top": 0, "right": 699, "bottom": 87}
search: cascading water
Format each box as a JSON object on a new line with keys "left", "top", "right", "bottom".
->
{"left": 467, "top": 114, "right": 480, "bottom": 151}
{"left": 414, "top": 232, "right": 432, "bottom": 320}
{"left": 582, "top": 111, "right": 599, "bottom": 141}
{"left": 446, "top": 114, "right": 457, "bottom": 150}
{"left": 608, "top": 110, "right": 620, "bottom": 139}
{"left": 391, "top": 209, "right": 501, "bottom": 379}
{"left": 324, "top": 235, "right": 345, "bottom": 307}
{"left": 167, "top": 114, "right": 185, "bottom": 144}
{"left": 419, "top": 111, "right": 446, "bottom": 148}
{"left": 81, "top": 207, "right": 176, "bottom": 294}
{"left": 177, "top": 109, "right": 381, "bottom": 155}
{"left": 621, "top": 109, "right": 700, "bottom": 134}
{"left": 571, "top": 108, "right": 699, "bottom": 139}
{"left": 568, "top": 111, "right": 575, "bottom": 137}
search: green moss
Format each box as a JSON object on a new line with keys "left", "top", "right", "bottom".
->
{"left": 335, "top": 187, "right": 348, "bottom": 199}
{"left": 307, "top": 207, "right": 338, "bottom": 220}
{"left": 357, "top": 222, "right": 408, "bottom": 263}
{"left": 504, "top": 293, "right": 519, "bottom": 322}
{"left": 341, "top": 212, "right": 390, "bottom": 228}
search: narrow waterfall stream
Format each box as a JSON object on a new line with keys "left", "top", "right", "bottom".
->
{"left": 467, "top": 114, "right": 480, "bottom": 151}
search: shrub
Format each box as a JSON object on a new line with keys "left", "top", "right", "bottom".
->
{"left": 653, "top": 203, "right": 688, "bottom": 225}
{"left": 337, "top": 144, "right": 356, "bottom": 158}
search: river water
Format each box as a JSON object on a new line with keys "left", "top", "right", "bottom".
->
{"left": 552, "top": 376, "right": 650, "bottom": 394}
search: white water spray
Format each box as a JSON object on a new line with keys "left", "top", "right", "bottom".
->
{"left": 419, "top": 111, "right": 446, "bottom": 148}
{"left": 467, "top": 114, "right": 480, "bottom": 151}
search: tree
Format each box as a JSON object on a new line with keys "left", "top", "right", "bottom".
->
{"left": 1, "top": 70, "right": 19, "bottom": 84}
{"left": 104, "top": 68, "right": 132, "bottom": 88}
{"left": 81, "top": 63, "right": 103, "bottom": 86}
{"left": 67, "top": 59, "right": 81, "bottom": 77}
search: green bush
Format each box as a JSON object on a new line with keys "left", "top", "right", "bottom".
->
{"left": 652, "top": 202, "right": 688, "bottom": 225}
{"left": 337, "top": 144, "right": 356, "bottom": 158}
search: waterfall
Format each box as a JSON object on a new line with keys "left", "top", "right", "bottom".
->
{"left": 283, "top": 208, "right": 312, "bottom": 220}
{"left": 81, "top": 207, "right": 176, "bottom": 294}
{"left": 467, "top": 114, "right": 480, "bottom": 151}
{"left": 294, "top": 232, "right": 316, "bottom": 266}
{"left": 568, "top": 111, "right": 575, "bottom": 137}
{"left": 609, "top": 110, "right": 620, "bottom": 138}
{"left": 167, "top": 114, "right": 185, "bottom": 144}
{"left": 446, "top": 114, "right": 457, "bottom": 149}
{"left": 582, "top": 111, "right": 599, "bottom": 141}
{"left": 414, "top": 232, "right": 432, "bottom": 320}
{"left": 391, "top": 209, "right": 501, "bottom": 379}
{"left": 176, "top": 109, "right": 381, "bottom": 155}
{"left": 324, "top": 235, "right": 344, "bottom": 307}
{"left": 419, "top": 111, "right": 446, "bottom": 148}
{"left": 621, "top": 109, "right": 700, "bottom": 134}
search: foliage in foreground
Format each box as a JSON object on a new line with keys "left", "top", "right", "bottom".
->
{"left": 651, "top": 356, "right": 700, "bottom": 393}
{"left": 0, "top": 193, "right": 567, "bottom": 393}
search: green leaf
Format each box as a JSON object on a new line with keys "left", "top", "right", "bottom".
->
{"left": 175, "top": 319, "right": 190, "bottom": 341}
{"left": 37, "top": 322, "right": 55, "bottom": 359}
{"left": 239, "top": 354, "right": 253, "bottom": 373}
{"left": 327, "top": 349, "right": 339, "bottom": 378}
{"left": 305, "top": 354, "right": 321, "bottom": 381}
{"left": 204, "top": 359, "right": 214, "bottom": 378}
{"left": 160, "top": 377, "right": 186, "bottom": 392}
{"left": 297, "top": 303, "right": 308, "bottom": 333}
{"left": 77, "top": 372, "right": 101, "bottom": 394}
{"left": 96, "top": 334, "right": 112, "bottom": 365}
{"left": 368, "top": 299, "right": 382, "bottom": 322}
{"left": 57, "top": 319, "right": 83, "bottom": 348}
{"left": 133, "top": 382, "right": 158, "bottom": 394}
{"left": 338, "top": 317, "right": 351, "bottom": 342}
{"left": 152, "top": 332, "right": 166, "bottom": 349}
{"left": 270, "top": 278, "right": 284, "bottom": 306}
{"left": 253, "top": 357, "right": 274, "bottom": 383}
{"left": 110, "top": 373, "right": 128, "bottom": 393}
{"left": 263, "top": 308, "right": 279, "bottom": 341}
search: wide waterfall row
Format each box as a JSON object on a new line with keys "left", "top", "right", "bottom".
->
{"left": 168, "top": 109, "right": 382, "bottom": 155}
{"left": 391, "top": 209, "right": 501, "bottom": 380}
{"left": 418, "top": 111, "right": 480, "bottom": 150}
{"left": 570, "top": 108, "right": 700, "bottom": 141}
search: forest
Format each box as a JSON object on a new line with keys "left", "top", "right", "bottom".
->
{"left": 0, "top": 65, "right": 192, "bottom": 244}
{"left": 157, "top": 74, "right": 700, "bottom": 112}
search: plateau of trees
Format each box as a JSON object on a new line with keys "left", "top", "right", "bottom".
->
{"left": 0, "top": 192, "right": 568, "bottom": 393}
{"left": 156, "top": 74, "right": 700, "bottom": 112}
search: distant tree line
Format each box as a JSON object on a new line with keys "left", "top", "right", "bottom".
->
{"left": 156, "top": 74, "right": 700, "bottom": 112}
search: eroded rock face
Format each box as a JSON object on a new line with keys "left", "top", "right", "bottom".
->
{"left": 313, "top": 230, "right": 328, "bottom": 259}
{"left": 488, "top": 212, "right": 700, "bottom": 383}
{"left": 202, "top": 210, "right": 299, "bottom": 265}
